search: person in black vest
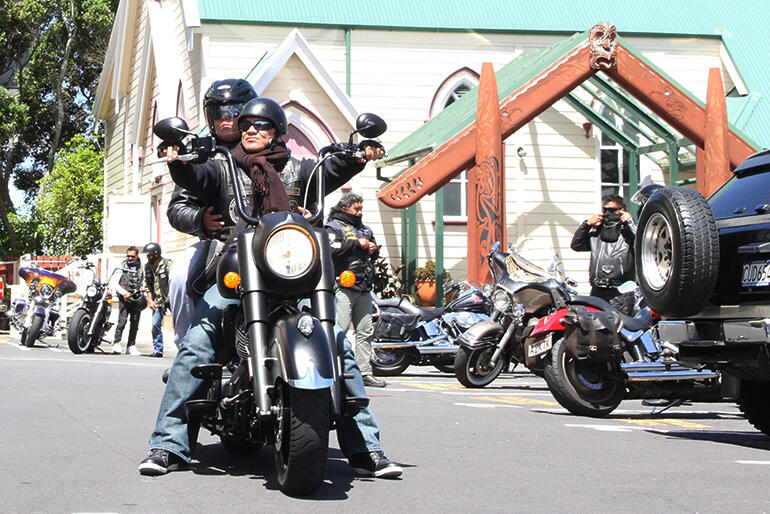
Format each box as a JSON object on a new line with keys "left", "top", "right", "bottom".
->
{"left": 111, "top": 246, "right": 145, "bottom": 355}
{"left": 143, "top": 243, "right": 173, "bottom": 357}
{"left": 326, "top": 193, "right": 385, "bottom": 387}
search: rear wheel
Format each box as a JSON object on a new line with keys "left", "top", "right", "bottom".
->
{"left": 24, "top": 314, "right": 44, "bottom": 347}
{"left": 67, "top": 309, "right": 93, "bottom": 354}
{"left": 543, "top": 336, "right": 624, "bottom": 417}
{"left": 737, "top": 380, "right": 770, "bottom": 436}
{"left": 371, "top": 349, "right": 411, "bottom": 376}
{"left": 274, "top": 383, "right": 330, "bottom": 496}
{"left": 454, "top": 346, "right": 504, "bottom": 388}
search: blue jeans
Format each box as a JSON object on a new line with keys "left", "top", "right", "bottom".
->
{"left": 148, "top": 284, "right": 382, "bottom": 462}
{"left": 151, "top": 306, "right": 165, "bottom": 354}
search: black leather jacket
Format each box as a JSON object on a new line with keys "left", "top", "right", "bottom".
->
{"left": 571, "top": 219, "right": 637, "bottom": 288}
{"left": 325, "top": 212, "right": 379, "bottom": 292}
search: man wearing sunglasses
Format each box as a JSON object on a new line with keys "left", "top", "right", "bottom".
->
{"left": 570, "top": 194, "right": 636, "bottom": 312}
{"left": 141, "top": 97, "right": 402, "bottom": 479}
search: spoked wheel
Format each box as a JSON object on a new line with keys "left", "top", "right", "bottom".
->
{"left": 453, "top": 346, "right": 505, "bottom": 388}
{"left": 67, "top": 310, "right": 93, "bottom": 354}
{"left": 274, "top": 381, "right": 330, "bottom": 496}
{"left": 370, "top": 349, "right": 411, "bottom": 376}
{"left": 543, "top": 336, "right": 624, "bottom": 417}
{"left": 24, "top": 314, "right": 44, "bottom": 347}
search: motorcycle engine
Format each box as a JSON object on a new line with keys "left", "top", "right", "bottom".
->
{"left": 234, "top": 309, "right": 250, "bottom": 360}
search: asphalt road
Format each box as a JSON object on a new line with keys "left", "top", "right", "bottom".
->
{"left": 2, "top": 334, "right": 770, "bottom": 513}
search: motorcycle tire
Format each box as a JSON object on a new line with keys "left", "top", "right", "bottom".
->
{"left": 274, "top": 382, "right": 330, "bottom": 496}
{"left": 24, "top": 314, "right": 44, "bottom": 347}
{"left": 433, "top": 363, "right": 455, "bottom": 374}
{"left": 370, "top": 349, "right": 411, "bottom": 376}
{"left": 737, "top": 380, "right": 770, "bottom": 436}
{"left": 454, "top": 346, "right": 504, "bottom": 388}
{"left": 543, "top": 335, "right": 624, "bottom": 417}
{"left": 635, "top": 187, "right": 719, "bottom": 317}
{"left": 67, "top": 309, "right": 93, "bottom": 354}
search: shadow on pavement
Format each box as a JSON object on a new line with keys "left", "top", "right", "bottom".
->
{"left": 652, "top": 429, "right": 770, "bottom": 451}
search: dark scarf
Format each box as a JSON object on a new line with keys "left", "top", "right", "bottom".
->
{"left": 330, "top": 210, "right": 363, "bottom": 228}
{"left": 233, "top": 140, "right": 291, "bottom": 215}
{"left": 599, "top": 211, "right": 621, "bottom": 242}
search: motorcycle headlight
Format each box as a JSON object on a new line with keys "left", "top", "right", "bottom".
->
{"left": 263, "top": 226, "right": 317, "bottom": 279}
{"left": 493, "top": 289, "right": 511, "bottom": 312}
{"left": 86, "top": 285, "right": 98, "bottom": 297}
{"left": 482, "top": 283, "right": 494, "bottom": 298}
{"left": 39, "top": 283, "right": 54, "bottom": 299}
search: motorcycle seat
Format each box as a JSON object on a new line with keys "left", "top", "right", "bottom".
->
{"left": 373, "top": 295, "right": 444, "bottom": 321}
{"left": 570, "top": 295, "right": 653, "bottom": 332}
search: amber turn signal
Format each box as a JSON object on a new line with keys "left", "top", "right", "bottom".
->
{"left": 223, "top": 271, "right": 241, "bottom": 289}
{"left": 339, "top": 270, "right": 356, "bottom": 288}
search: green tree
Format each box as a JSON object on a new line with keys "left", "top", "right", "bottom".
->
{"left": 0, "top": 0, "right": 116, "bottom": 253}
{"left": 36, "top": 134, "right": 103, "bottom": 255}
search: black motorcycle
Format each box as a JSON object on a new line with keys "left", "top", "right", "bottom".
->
{"left": 68, "top": 261, "right": 145, "bottom": 354}
{"left": 370, "top": 281, "right": 490, "bottom": 375}
{"left": 153, "top": 113, "right": 386, "bottom": 495}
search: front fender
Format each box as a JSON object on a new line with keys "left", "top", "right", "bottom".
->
{"left": 458, "top": 320, "right": 505, "bottom": 349}
{"left": 269, "top": 313, "right": 335, "bottom": 390}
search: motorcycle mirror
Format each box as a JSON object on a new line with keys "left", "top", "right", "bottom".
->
{"left": 153, "top": 117, "right": 195, "bottom": 144}
{"left": 80, "top": 255, "right": 88, "bottom": 260}
{"left": 349, "top": 113, "right": 387, "bottom": 143}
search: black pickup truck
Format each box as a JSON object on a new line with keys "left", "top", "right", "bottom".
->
{"left": 633, "top": 149, "right": 770, "bottom": 435}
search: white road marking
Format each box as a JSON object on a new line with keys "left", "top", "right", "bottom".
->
{"left": 441, "top": 390, "right": 553, "bottom": 397}
{"left": 0, "top": 356, "right": 166, "bottom": 368}
{"left": 736, "top": 461, "right": 770, "bottom": 465}
{"left": 565, "top": 423, "right": 639, "bottom": 432}
{"left": 454, "top": 402, "right": 522, "bottom": 409}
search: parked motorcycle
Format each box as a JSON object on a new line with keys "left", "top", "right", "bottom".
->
{"left": 454, "top": 242, "right": 574, "bottom": 387}
{"left": 534, "top": 283, "right": 719, "bottom": 417}
{"left": 7, "top": 267, "right": 77, "bottom": 347}
{"left": 370, "top": 280, "right": 491, "bottom": 376}
{"left": 153, "top": 112, "right": 387, "bottom": 495}
{"left": 67, "top": 261, "right": 145, "bottom": 354}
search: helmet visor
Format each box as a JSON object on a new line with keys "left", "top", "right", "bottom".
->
{"left": 209, "top": 103, "right": 242, "bottom": 121}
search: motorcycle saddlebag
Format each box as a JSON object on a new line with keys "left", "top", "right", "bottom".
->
{"left": 373, "top": 311, "right": 420, "bottom": 341}
{"left": 562, "top": 306, "right": 621, "bottom": 361}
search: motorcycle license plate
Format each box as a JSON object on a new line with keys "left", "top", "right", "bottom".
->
{"left": 527, "top": 333, "right": 553, "bottom": 358}
{"left": 741, "top": 260, "right": 770, "bottom": 288}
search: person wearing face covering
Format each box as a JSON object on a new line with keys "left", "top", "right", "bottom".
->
{"left": 570, "top": 194, "right": 636, "bottom": 312}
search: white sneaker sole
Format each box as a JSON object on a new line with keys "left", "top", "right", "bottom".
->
{"left": 353, "top": 464, "right": 403, "bottom": 479}
{"left": 138, "top": 462, "right": 168, "bottom": 476}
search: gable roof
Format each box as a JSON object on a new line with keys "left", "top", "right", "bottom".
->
{"left": 196, "top": 0, "right": 770, "bottom": 148}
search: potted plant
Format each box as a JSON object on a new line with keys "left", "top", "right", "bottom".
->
{"left": 414, "top": 260, "right": 439, "bottom": 306}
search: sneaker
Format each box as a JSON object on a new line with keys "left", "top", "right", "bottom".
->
{"left": 111, "top": 343, "right": 123, "bottom": 355}
{"left": 126, "top": 345, "right": 141, "bottom": 356}
{"left": 350, "top": 451, "right": 403, "bottom": 478}
{"left": 146, "top": 351, "right": 163, "bottom": 358}
{"left": 362, "top": 375, "right": 387, "bottom": 388}
{"left": 161, "top": 367, "right": 171, "bottom": 384}
{"left": 138, "top": 449, "right": 187, "bottom": 476}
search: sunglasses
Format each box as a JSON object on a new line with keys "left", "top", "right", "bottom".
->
{"left": 213, "top": 103, "right": 242, "bottom": 120}
{"left": 238, "top": 119, "right": 273, "bottom": 133}
{"left": 126, "top": 255, "right": 137, "bottom": 259}
{"left": 603, "top": 207, "right": 621, "bottom": 213}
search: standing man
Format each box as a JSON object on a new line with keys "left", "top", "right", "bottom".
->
{"left": 570, "top": 194, "right": 636, "bottom": 313}
{"left": 111, "top": 246, "right": 144, "bottom": 355}
{"left": 326, "top": 193, "right": 385, "bottom": 388}
{"left": 143, "top": 243, "right": 172, "bottom": 358}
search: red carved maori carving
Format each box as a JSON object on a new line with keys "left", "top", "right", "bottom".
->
{"left": 378, "top": 43, "right": 595, "bottom": 208}
{"left": 589, "top": 23, "right": 617, "bottom": 71}
{"left": 606, "top": 45, "right": 755, "bottom": 168}
{"left": 701, "top": 67, "right": 731, "bottom": 197}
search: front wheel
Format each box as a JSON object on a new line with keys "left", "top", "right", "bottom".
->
{"left": 543, "top": 336, "right": 624, "bottom": 417}
{"left": 737, "top": 380, "right": 770, "bottom": 436}
{"left": 371, "top": 349, "right": 411, "bottom": 376}
{"left": 274, "top": 383, "right": 330, "bottom": 496}
{"left": 67, "top": 309, "right": 93, "bottom": 354}
{"left": 24, "top": 314, "right": 44, "bottom": 347}
{"left": 454, "top": 346, "right": 505, "bottom": 388}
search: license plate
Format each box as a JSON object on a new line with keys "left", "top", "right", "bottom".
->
{"left": 741, "top": 260, "right": 770, "bottom": 287}
{"left": 527, "top": 332, "right": 553, "bottom": 358}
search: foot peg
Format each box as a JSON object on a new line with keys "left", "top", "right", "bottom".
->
{"left": 343, "top": 396, "right": 370, "bottom": 416}
{"left": 343, "top": 373, "right": 355, "bottom": 380}
{"left": 190, "top": 364, "right": 223, "bottom": 380}
{"left": 185, "top": 399, "right": 218, "bottom": 421}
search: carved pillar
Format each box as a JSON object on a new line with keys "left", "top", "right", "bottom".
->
{"left": 467, "top": 63, "right": 505, "bottom": 284}
{"left": 700, "top": 67, "right": 731, "bottom": 197}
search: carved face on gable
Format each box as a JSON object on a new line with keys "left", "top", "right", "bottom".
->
{"left": 589, "top": 23, "right": 617, "bottom": 71}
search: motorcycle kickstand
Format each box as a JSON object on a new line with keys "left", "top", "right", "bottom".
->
{"left": 642, "top": 398, "right": 687, "bottom": 416}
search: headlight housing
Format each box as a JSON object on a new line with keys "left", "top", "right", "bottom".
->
{"left": 86, "top": 285, "right": 98, "bottom": 297}
{"left": 39, "top": 283, "right": 54, "bottom": 299}
{"left": 492, "top": 289, "right": 511, "bottom": 312}
{"left": 263, "top": 226, "right": 316, "bottom": 279}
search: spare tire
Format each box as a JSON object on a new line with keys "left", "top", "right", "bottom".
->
{"left": 635, "top": 187, "right": 719, "bottom": 317}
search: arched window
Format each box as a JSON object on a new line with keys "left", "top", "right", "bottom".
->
{"left": 281, "top": 100, "right": 335, "bottom": 159}
{"left": 430, "top": 69, "right": 479, "bottom": 219}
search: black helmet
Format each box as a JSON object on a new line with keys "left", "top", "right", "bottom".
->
{"left": 143, "top": 242, "right": 161, "bottom": 257}
{"left": 237, "top": 98, "right": 288, "bottom": 135}
{"left": 203, "top": 79, "right": 258, "bottom": 135}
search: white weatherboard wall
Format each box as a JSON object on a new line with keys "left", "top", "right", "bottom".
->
{"left": 98, "top": 6, "right": 726, "bottom": 292}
